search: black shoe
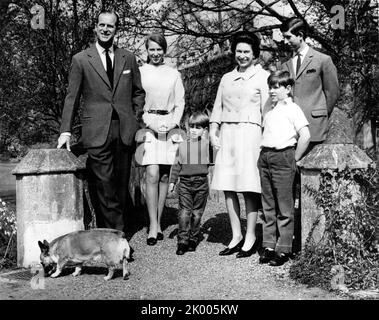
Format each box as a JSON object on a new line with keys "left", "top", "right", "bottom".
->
{"left": 176, "top": 244, "right": 188, "bottom": 255}
{"left": 219, "top": 238, "right": 244, "bottom": 256}
{"left": 187, "top": 240, "right": 197, "bottom": 252}
{"left": 236, "top": 239, "right": 259, "bottom": 258}
{"left": 157, "top": 232, "right": 164, "bottom": 241}
{"left": 259, "top": 248, "right": 275, "bottom": 264}
{"left": 269, "top": 253, "right": 290, "bottom": 267}
{"left": 147, "top": 237, "right": 157, "bottom": 246}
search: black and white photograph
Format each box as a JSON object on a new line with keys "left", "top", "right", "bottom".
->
{"left": 0, "top": 0, "right": 378, "bottom": 310}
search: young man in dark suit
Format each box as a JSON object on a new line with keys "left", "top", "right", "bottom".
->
{"left": 280, "top": 17, "right": 340, "bottom": 148}
{"left": 279, "top": 17, "right": 340, "bottom": 252}
{"left": 57, "top": 11, "right": 145, "bottom": 232}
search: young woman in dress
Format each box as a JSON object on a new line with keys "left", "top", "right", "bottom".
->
{"left": 140, "top": 33, "right": 185, "bottom": 245}
{"left": 210, "top": 31, "right": 270, "bottom": 257}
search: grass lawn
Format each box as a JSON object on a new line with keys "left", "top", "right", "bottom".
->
{"left": 0, "top": 162, "right": 17, "bottom": 205}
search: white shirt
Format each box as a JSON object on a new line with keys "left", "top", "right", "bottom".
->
{"left": 261, "top": 97, "right": 309, "bottom": 149}
{"left": 292, "top": 44, "right": 309, "bottom": 73}
{"left": 95, "top": 41, "right": 114, "bottom": 71}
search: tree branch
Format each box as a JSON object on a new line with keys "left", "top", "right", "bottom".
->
{"left": 255, "top": 0, "right": 285, "bottom": 21}
{"left": 287, "top": 0, "right": 303, "bottom": 17}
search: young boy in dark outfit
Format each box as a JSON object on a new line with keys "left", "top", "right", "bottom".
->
{"left": 168, "top": 112, "right": 211, "bottom": 255}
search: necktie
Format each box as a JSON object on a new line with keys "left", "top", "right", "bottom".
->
{"left": 105, "top": 48, "right": 113, "bottom": 88}
{"left": 296, "top": 53, "right": 301, "bottom": 75}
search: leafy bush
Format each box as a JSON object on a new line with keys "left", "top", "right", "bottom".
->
{"left": 290, "top": 166, "right": 379, "bottom": 292}
{"left": 0, "top": 140, "right": 57, "bottom": 161}
{"left": 0, "top": 198, "right": 17, "bottom": 269}
{"left": 6, "top": 137, "right": 28, "bottom": 160}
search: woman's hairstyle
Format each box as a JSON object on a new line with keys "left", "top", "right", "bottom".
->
{"left": 267, "top": 70, "right": 295, "bottom": 88}
{"left": 145, "top": 33, "right": 168, "bottom": 53}
{"left": 230, "top": 31, "right": 260, "bottom": 59}
{"left": 188, "top": 112, "right": 210, "bottom": 129}
{"left": 280, "top": 17, "right": 307, "bottom": 39}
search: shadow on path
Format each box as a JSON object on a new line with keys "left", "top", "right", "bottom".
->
{"left": 201, "top": 214, "right": 263, "bottom": 248}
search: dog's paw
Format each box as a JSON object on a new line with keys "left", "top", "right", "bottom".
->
{"left": 50, "top": 271, "right": 61, "bottom": 278}
{"left": 72, "top": 267, "right": 82, "bottom": 277}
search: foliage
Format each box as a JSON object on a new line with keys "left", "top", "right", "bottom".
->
{"left": 320, "top": 0, "right": 378, "bottom": 154}
{"left": 0, "top": 139, "right": 56, "bottom": 160}
{"left": 289, "top": 166, "right": 379, "bottom": 292}
{"left": 129, "top": 0, "right": 279, "bottom": 58}
{"left": 0, "top": 199, "right": 16, "bottom": 239}
{"left": 0, "top": 198, "right": 17, "bottom": 269}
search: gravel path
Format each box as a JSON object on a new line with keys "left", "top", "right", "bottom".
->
{"left": 0, "top": 195, "right": 345, "bottom": 300}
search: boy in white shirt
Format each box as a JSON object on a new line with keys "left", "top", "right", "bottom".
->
{"left": 258, "top": 70, "right": 310, "bottom": 266}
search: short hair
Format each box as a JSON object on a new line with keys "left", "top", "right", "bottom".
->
{"left": 97, "top": 11, "right": 120, "bottom": 29}
{"left": 267, "top": 70, "right": 295, "bottom": 88}
{"left": 280, "top": 17, "right": 307, "bottom": 39}
{"left": 230, "top": 31, "right": 260, "bottom": 59}
{"left": 145, "top": 33, "right": 168, "bottom": 54}
{"left": 188, "top": 112, "right": 209, "bottom": 129}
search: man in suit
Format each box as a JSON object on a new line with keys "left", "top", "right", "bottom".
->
{"left": 280, "top": 17, "right": 339, "bottom": 253}
{"left": 57, "top": 11, "right": 145, "bottom": 232}
{"left": 280, "top": 17, "right": 340, "bottom": 148}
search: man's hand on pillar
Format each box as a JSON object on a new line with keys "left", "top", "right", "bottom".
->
{"left": 57, "top": 133, "right": 71, "bottom": 151}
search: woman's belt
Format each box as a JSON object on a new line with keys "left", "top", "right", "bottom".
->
{"left": 147, "top": 110, "right": 169, "bottom": 115}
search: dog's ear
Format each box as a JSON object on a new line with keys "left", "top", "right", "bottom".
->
{"left": 38, "top": 240, "right": 49, "bottom": 253}
{"left": 38, "top": 240, "right": 44, "bottom": 250}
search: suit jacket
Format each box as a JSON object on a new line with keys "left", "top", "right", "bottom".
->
{"left": 60, "top": 44, "right": 145, "bottom": 148}
{"left": 281, "top": 47, "right": 339, "bottom": 142}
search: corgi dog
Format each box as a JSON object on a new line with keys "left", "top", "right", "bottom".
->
{"left": 38, "top": 228, "right": 133, "bottom": 281}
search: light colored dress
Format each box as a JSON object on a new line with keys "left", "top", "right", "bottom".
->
{"left": 210, "top": 64, "right": 270, "bottom": 192}
{"left": 139, "top": 64, "right": 185, "bottom": 165}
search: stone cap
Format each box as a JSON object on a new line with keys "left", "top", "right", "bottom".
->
{"left": 12, "top": 149, "right": 86, "bottom": 175}
{"left": 298, "top": 143, "right": 375, "bottom": 170}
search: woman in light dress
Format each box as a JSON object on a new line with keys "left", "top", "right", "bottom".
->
{"left": 210, "top": 31, "right": 270, "bottom": 258}
{"left": 139, "top": 33, "right": 185, "bottom": 245}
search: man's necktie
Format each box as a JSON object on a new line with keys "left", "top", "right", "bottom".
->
{"left": 105, "top": 48, "right": 113, "bottom": 88}
{"left": 296, "top": 53, "right": 301, "bottom": 75}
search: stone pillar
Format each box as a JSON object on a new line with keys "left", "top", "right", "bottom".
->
{"left": 297, "top": 109, "right": 375, "bottom": 249}
{"left": 12, "top": 148, "right": 86, "bottom": 267}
